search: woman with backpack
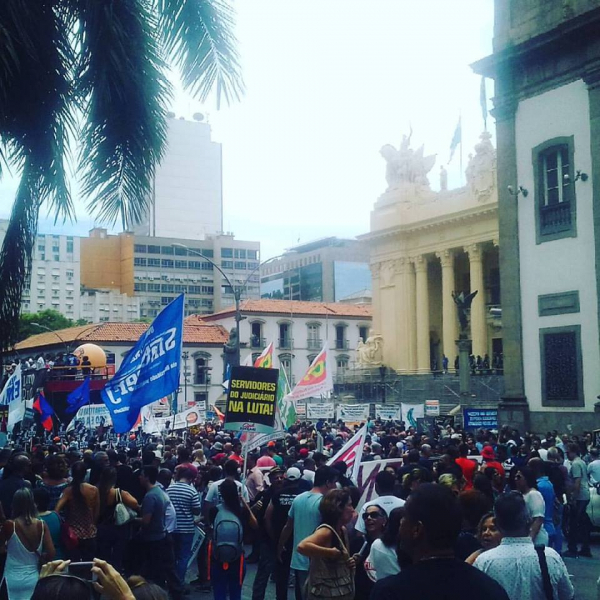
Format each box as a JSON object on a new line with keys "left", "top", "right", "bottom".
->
{"left": 209, "top": 478, "right": 257, "bottom": 600}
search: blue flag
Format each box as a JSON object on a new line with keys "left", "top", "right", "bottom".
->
{"left": 66, "top": 376, "right": 91, "bottom": 414}
{"left": 102, "top": 295, "right": 184, "bottom": 433}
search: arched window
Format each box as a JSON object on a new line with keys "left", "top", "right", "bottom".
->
{"left": 278, "top": 353, "right": 293, "bottom": 386}
{"left": 336, "top": 354, "right": 350, "bottom": 374}
{"left": 194, "top": 352, "right": 211, "bottom": 385}
{"left": 306, "top": 322, "right": 322, "bottom": 351}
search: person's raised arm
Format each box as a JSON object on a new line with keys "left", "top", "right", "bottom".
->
{"left": 242, "top": 498, "right": 258, "bottom": 530}
{"left": 297, "top": 527, "right": 339, "bottom": 560}
{"left": 121, "top": 490, "right": 140, "bottom": 512}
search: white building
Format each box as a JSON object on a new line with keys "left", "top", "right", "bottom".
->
{"left": 202, "top": 299, "right": 372, "bottom": 387}
{"left": 80, "top": 289, "right": 140, "bottom": 323}
{"left": 473, "top": 1, "right": 600, "bottom": 431}
{"left": 0, "top": 220, "right": 82, "bottom": 320}
{"left": 134, "top": 115, "right": 223, "bottom": 240}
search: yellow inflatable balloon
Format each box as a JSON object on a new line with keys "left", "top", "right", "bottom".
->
{"left": 72, "top": 343, "right": 107, "bottom": 368}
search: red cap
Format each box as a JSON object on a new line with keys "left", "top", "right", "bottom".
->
{"left": 481, "top": 446, "right": 496, "bottom": 460}
{"left": 299, "top": 448, "right": 309, "bottom": 458}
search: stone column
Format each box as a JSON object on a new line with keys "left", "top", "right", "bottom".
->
{"left": 394, "top": 258, "right": 410, "bottom": 372}
{"left": 436, "top": 249, "right": 458, "bottom": 369}
{"left": 406, "top": 259, "right": 417, "bottom": 372}
{"left": 465, "top": 243, "right": 487, "bottom": 358}
{"left": 414, "top": 255, "right": 430, "bottom": 373}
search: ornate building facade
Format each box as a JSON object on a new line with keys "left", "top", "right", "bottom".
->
{"left": 362, "top": 132, "right": 501, "bottom": 375}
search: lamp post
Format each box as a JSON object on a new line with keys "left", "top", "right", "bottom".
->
{"left": 172, "top": 243, "right": 285, "bottom": 366}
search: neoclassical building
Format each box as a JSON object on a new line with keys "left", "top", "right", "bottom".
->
{"left": 362, "top": 132, "right": 501, "bottom": 374}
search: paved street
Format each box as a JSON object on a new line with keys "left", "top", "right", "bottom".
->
{"left": 187, "top": 544, "right": 600, "bottom": 600}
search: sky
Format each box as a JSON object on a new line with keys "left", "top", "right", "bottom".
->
{"left": 0, "top": 0, "right": 495, "bottom": 261}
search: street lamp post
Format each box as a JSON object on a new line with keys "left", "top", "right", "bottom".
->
{"left": 172, "top": 243, "right": 284, "bottom": 366}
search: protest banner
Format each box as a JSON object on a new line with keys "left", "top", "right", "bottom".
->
{"left": 224, "top": 366, "right": 278, "bottom": 433}
{"left": 0, "top": 364, "right": 21, "bottom": 406}
{"left": 307, "top": 403, "right": 335, "bottom": 420}
{"left": 375, "top": 405, "right": 401, "bottom": 421}
{"left": 245, "top": 429, "right": 288, "bottom": 453}
{"left": 336, "top": 404, "right": 370, "bottom": 423}
{"left": 66, "top": 404, "right": 112, "bottom": 430}
{"left": 173, "top": 405, "right": 206, "bottom": 430}
{"left": 401, "top": 403, "right": 425, "bottom": 428}
{"left": 463, "top": 408, "right": 498, "bottom": 429}
{"left": 356, "top": 458, "right": 403, "bottom": 509}
{"left": 425, "top": 400, "right": 440, "bottom": 416}
{"left": 327, "top": 425, "right": 367, "bottom": 483}
{"left": 102, "top": 295, "right": 184, "bottom": 433}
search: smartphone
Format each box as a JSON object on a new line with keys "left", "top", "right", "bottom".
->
{"left": 68, "top": 562, "right": 97, "bottom": 582}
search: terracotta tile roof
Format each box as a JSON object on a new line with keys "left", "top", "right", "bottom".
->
{"left": 201, "top": 299, "right": 373, "bottom": 320}
{"left": 14, "top": 321, "right": 228, "bottom": 351}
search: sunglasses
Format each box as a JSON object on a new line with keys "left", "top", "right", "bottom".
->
{"left": 363, "top": 511, "right": 384, "bottom": 520}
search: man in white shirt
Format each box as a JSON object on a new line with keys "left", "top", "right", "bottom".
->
{"left": 355, "top": 471, "right": 404, "bottom": 535}
{"left": 587, "top": 447, "right": 600, "bottom": 485}
{"left": 203, "top": 459, "right": 249, "bottom": 518}
{"left": 475, "top": 492, "right": 573, "bottom": 600}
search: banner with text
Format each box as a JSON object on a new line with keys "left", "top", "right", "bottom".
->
{"left": 307, "top": 403, "right": 335, "bottom": 420}
{"left": 67, "top": 404, "right": 112, "bottom": 431}
{"left": 375, "top": 405, "right": 401, "bottom": 421}
{"left": 463, "top": 408, "right": 498, "bottom": 430}
{"left": 173, "top": 405, "right": 206, "bottom": 430}
{"left": 401, "top": 403, "right": 425, "bottom": 428}
{"left": 224, "top": 366, "right": 278, "bottom": 433}
{"left": 336, "top": 404, "right": 370, "bottom": 423}
{"left": 425, "top": 400, "right": 440, "bottom": 416}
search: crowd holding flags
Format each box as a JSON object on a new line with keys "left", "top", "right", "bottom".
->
{"left": 33, "top": 391, "right": 54, "bottom": 431}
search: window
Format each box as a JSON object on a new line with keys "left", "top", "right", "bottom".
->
{"left": 175, "top": 260, "right": 188, "bottom": 269}
{"left": 53, "top": 255, "right": 60, "bottom": 261}
{"left": 188, "top": 285, "right": 201, "bottom": 294}
{"left": 248, "top": 250, "right": 258, "bottom": 260}
{"left": 161, "top": 284, "right": 175, "bottom": 293}
{"left": 359, "top": 326, "right": 369, "bottom": 343}
{"left": 134, "top": 257, "right": 147, "bottom": 267}
{"left": 147, "top": 245, "right": 161, "bottom": 254}
{"left": 202, "top": 286, "right": 214, "bottom": 294}
{"left": 307, "top": 323, "right": 321, "bottom": 350}
{"left": 148, "top": 258, "right": 160, "bottom": 267}
{"left": 161, "top": 259, "right": 174, "bottom": 268}
{"left": 335, "top": 324, "right": 348, "bottom": 349}
{"left": 174, "top": 246, "right": 188, "bottom": 256}
{"left": 234, "top": 249, "right": 246, "bottom": 259}
{"left": 202, "top": 262, "right": 213, "bottom": 271}
{"left": 221, "top": 260, "right": 233, "bottom": 269}
{"left": 250, "top": 322, "right": 264, "bottom": 348}
{"left": 161, "top": 296, "right": 172, "bottom": 305}
{"left": 148, "top": 283, "right": 160, "bottom": 292}
{"left": 234, "top": 261, "right": 246, "bottom": 270}
{"left": 221, "top": 248, "right": 233, "bottom": 258}
{"left": 134, "top": 244, "right": 147, "bottom": 253}
{"left": 534, "top": 137, "right": 577, "bottom": 243}
{"left": 174, "top": 285, "right": 187, "bottom": 293}
{"left": 66, "top": 241, "right": 74, "bottom": 254}
{"left": 134, "top": 283, "right": 147, "bottom": 292}
{"left": 540, "top": 325, "right": 583, "bottom": 407}
{"left": 278, "top": 323, "right": 292, "bottom": 349}
{"left": 161, "top": 246, "right": 174, "bottom": 255}
{"left": 37, "top": 244, "right": 45, "bottom": 252}
{"left": 279, "top": 354, "right": 293, "bottom": 385}
{"left": 194, "top": 392, "right": 208, "bottom": 407}
{"left": 195, "top": 355, "right": 210, "bottom": 385}
{"left": 336, "top": 356, "right": 349, "bottom": 375}
{"left": 203, "top": 249, "right": 214, "bottom": 258}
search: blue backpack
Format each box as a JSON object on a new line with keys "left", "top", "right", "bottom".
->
{"left": 212, "top": 506, "right": 243, "bottom": 564}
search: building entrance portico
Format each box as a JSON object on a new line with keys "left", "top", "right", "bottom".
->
{"left": 363, "top": 132, "right": 501, "bottom": 375}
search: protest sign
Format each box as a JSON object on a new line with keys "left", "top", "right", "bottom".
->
{"left": 463, "top": 408, "right": 498, "bottom": 429}
{"left": 307, "top": 403, "right": 335, "bottom": 420}
{"left": 67, "top": 404, "right": 112, "bottom": 431}
{"left": 102, "top": 295, "right": 183, "bottom": 433}
{"left": 0, "top": 364, "right": 21, "bottom": 406}
{"left": 401, "top": 403, "right": 425, "bottom": 427}
{"left": 173, "top": 405, "right": 206, "bottom": 430}
{"left": 336, "top": 404, "right": 370, "bottom": 423}
{"left": 224, "top": 366, "right": 278, "bottom": 433}
{"left": 375, "top": 405, "right": 401, "bottom": 421}
{"left": 425, "top": 400, "right": 440, "bottom": 416}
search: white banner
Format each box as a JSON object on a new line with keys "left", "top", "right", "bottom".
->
{"left": 67, "top": 405, "right": 112, "bottom": 431}
{"left": 375, "top": 405, "right": 401, "bottom": 421}
{"left": 307, "top": 403, "right": 335, "bottom": 420}
{"left": 173, "top": 405, "right": 206, "bottom": 430}
{"left": 336, "top": 404, "right": 370, "bottom": 423}
{"left": 425, "top": 400, "right": 440, "bottom": 416}
{"left": 7, "top": 399, "right": 25, "bottom": 433}
{"left": 0, "top": 364, "right": 21, "bottom": 406}
{"left": 327, "top": 425, "right": 367, "bottom": 483}
{"left": 401, "top": 403, "right": 425, "bottom": 427}
{"left": 356, "top": 458, "right": 403, "bottom": 509}
{"left": 244, "top": 429, "right": 287, "bottom": 454}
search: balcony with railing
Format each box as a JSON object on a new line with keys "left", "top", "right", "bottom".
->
{"left": 278, "top": 337, "right": 294, "bottom": 350}
{"left": 540, "top": 202, "right": 572, "bottom": 235}
{"left": 249, "top": 336, "right": 266, "bottom": 349}
{"left": 307, "top": 338, "right": 322, "bottom": 351}
{"left": 334, "top": 339, "right": 349, "bottom": 350}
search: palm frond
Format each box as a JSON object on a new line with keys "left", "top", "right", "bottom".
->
{"left": 77, "top": 0, "right": 170, "bottom": 228}
{"left": 157, "top": 0, "right": 244, "bottom": 107}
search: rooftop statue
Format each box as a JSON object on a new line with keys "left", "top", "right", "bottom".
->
{"left": 380, "top": 132, "right": 436, "bottom": 192}
{"left": 465, "top": 131, "right": 496, "bottom": 200}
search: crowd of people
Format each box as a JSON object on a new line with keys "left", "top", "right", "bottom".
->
{"left": 0, "top": 416, "right": 594, "bottom": 599}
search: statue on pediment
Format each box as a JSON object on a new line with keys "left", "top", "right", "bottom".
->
{"left": 465, "top": 131, "right": 496, "bottom": 200}
{"left": 380, "top": 132, "right": 436, "bottom": 192}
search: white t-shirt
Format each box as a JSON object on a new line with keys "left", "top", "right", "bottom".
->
{"left": 524, "top": 489, "right": 548, "bottom": 546}
{"left": 355, "top": 495, "right": 405, "bottom": 534}
{"left": 366, "top": 538, "right": 400, "bottom": 582}
{"left": 204, "top": 478, "right": 249, "bottom": 505}
{"left": 588, "top": 459, "right": 600, "bottom": 485}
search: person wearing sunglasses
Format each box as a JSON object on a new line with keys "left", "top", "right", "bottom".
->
{"left": 351, "top": 504, "right": 387, "bottom": 600}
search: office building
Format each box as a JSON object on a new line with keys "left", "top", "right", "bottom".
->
{"left": 134, "top": 115, "right": 223, "bottom": 239}
{"left": 260, "top": 237, "right": 371, "bottom": 303}
{"left": 80, "top": 289, "right": 140, "bottom": 323}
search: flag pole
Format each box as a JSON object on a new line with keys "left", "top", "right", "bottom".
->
{"left": 459, "top": 113, "right": 463, "bottom": 185}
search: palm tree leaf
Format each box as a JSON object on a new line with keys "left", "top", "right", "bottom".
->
{"left": 76, "top": 0, "right": 170, "bottom": 228}
{"left": 156, "top": 0, "right": 244, "bottom": 107}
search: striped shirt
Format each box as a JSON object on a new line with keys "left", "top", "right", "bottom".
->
{"left": 167, "top": 482, "right": 201, "bottom": 533}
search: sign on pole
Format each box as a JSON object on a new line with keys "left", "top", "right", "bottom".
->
{"left": 306, "top": 403, "right": 335, "bottom": 420}
{"left": 173, "top": 405, "right": 206, "bottom": 430}
{"left": 463, "top": 408, "right": 498, "bottom": 429}
{"left": 425, "top": 400, "right": 440, "bottom": 416}
{"left": 224, "top": 366, "right": 278, "bottom": 433}
{"left": 336, "top": 404, "right": 370, "bottom": 423}
{"left": 375, "top": 405, "right": 401, "bottom": 421}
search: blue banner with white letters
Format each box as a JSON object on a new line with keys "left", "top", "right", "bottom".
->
{"left": 101, "top": 295, "right": 184, "bottom": 433}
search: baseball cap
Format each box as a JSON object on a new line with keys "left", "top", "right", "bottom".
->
{"left": 481, "top": 446, "right": 496, "bottom": 460}
{"left": 299, "top": 448, "right": 309, "bottom": 458}
{"left": 286, "top": 467, "right": 301, "bottom": 481}
{"left": 267, "top": 441, "right": 276, "bottom": 448}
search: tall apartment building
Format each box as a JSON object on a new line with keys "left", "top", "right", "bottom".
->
{"left": 80, "top": 289, "right": 140, "bottom": 323}
{"left": 0, "top": 220, "right": 82, "bottom": 319}
{"left": 81, "top": 229, "right": 260, "bottom": 319}
{"left": 134, "top": 115, "right": 223, "bottom": 240}
{"left": 260, "top": 237, "right": 371, "bottom": 303}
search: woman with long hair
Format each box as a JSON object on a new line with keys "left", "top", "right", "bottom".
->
{"left": 0, "top": 488, "right": 55, "bottom": 599}
{"left": 297, "top": 489, "right": 356, "bottom": 600}
{"left": 55, "top": 460, "right": 99, "bottom": 561}
{"left": 209, "top": 478, "right": 257, "bottom": 600}
{"left": 465, "top": 512, "right": 503, "bottom": 565}
{"left": 37, "top": 454, "right": 69, "bottom": 511}
{"left": 366, "top": 507, "right": 405, "bottom": 581}
{"left": 96, "top": 467, "right": 140, "bottom": 573}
